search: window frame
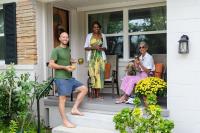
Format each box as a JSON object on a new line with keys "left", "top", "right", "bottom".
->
{"left": 86, "top": 2, "right": 166, "bottom": 61}
{"left": 0, "top": 6, "right": 5, "bottom": 64}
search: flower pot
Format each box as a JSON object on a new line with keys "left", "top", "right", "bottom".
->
{"left": 142, "top": 96, "right": 148, "bottom": 107}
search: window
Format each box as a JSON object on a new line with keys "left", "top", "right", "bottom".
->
{"left": 106, "top": 36, "right": 123, "bottom": 56}
{"left": 0, "top": 9, "right": 5, "bottom": 60}
{"left": 87, "top": 5, "right": 166, "bottom": 59}
{"left": 128, "top": 7, "right": 166, "bottom": 32}
{"left": 129, "top": 6, "right": 166, "bottom": 58}
{"left": 129, "top": 33, "right": 166, "bottom": 57}
{"left": 88, "top": 11, "right": 123, "bottom": 58}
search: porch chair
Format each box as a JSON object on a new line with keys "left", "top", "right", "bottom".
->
{"left": 152, "top": 54, "right": 167, "bottom": 80}
{"left": 87, "top": 54, "right": 120, "bottom": 98}
{"left": 129, "top": 54, "right": 167, "bottom": 99}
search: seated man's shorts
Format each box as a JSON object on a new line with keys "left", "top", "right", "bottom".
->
{"left": 54, "top": 78, "right": 84, "bottom": 96}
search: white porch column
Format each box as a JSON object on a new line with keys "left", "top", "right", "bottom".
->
{"left": 167, "top": 0, "right": 200, "bottom": 132}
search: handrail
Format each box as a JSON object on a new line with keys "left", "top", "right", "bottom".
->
{"left": 36, "top": 77, "right": 74, "bottom": 133}
{"left": 36, "top": 78, "right": 54, "bottom": 133}
{"left": 36, "top": 78, "right": 54, "bottom": 100}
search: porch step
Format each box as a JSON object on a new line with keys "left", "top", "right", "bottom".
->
{"left": 44, "top": 95, "right": 169, "bottom": 130}
{"left": 51, "top": 111, "right": 118, "bottom": 133}
{"left": 48, "top": 108, "right": 117, "bottom": 130}
{"left": 44, "top": 96, "right": 169, "bottom": 117}
{"left": 67, "top": 112, "right": 115, "bottom": 130}
{"left": 52, "top": 125, "right": 115, "bottom": 133}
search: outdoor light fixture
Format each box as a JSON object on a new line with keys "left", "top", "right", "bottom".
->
{"left": 178, "top": 35, "right": 189, "bottom": 54}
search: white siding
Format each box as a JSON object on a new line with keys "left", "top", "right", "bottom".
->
{"left": 167, "top": 0, "right": 200, "bottom": 132}
{"left": 0, "top": 0, "right": 19, "bottom": 5}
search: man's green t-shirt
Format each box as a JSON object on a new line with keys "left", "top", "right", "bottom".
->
{"left": 50, "top": 46, "right": 72, "bottom": 79}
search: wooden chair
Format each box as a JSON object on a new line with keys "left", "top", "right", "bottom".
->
{"left": 104, "top": 54, "right": 120, "bottom": 97}
{"left": 87, "top": 55, "right": 120, "bottom": 98}
{"left": 152, "top": 54, "right": 167, "bottom": 80}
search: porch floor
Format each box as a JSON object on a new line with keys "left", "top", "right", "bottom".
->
{"left": 44, "top": 93, "right": 168, "bottom": 116}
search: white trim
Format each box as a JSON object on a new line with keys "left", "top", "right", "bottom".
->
{"left": 78, "top": 0, "right": 166, "bottom": 12}
{"left": 0, "top": 0, "right": 18, "bottom": 5}
{"left": 0, "top": 60, "right": 5, "bottom": 65}
{"left": 0, "top": 64, "right": 35, "bottom": 70}
{"left": 104, "top": 33, "right": 123, "bottom": 37}
{"left": 0, "top": 8, "right": 3, "bottom": 35}
{"left": 86, "top": 2, "right": 165, "bottom": 14}
{"left": 87, "top": 8, "right": 123, "bottom": 15}
{"left": 128, "top": 30, "right": 166, "bottom": 36}
{"left": 0, "top": 7, "right": 4, "bottom": 62}
{"left": 123, "top": 8, "right": 129, "bottom": 60}
{"left": 127, "top": 2, "right": 165, "bottom": 10}
{"left": 52, "top": 1, "right": 74, "bottom": 10}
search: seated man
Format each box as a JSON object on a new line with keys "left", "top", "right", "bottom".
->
{"left": 116, "top": 41, "right": 155, "bottom": 104}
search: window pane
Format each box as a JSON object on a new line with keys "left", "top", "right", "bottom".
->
{"left": 0, "top": 36, "right": 5, "bottom": 60}
{"left": 129, "top": 33, "right": 166, "bottom": 58}
{"left": 106, "top": 36, "right": 123, "bottom": 58}
{"left": 129, "top": 6, "right": 166, "bottom": 32}
{"left": 88, "top": 11, "right": 123, "bottom": 34}
{"left": 0, "top": 10, "right": 4, "bottom": 34}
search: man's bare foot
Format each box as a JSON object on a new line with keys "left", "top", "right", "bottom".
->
{"left": 63, "top": 120, "right": 76, "bottom": 128}
{"left": 71, "top": 108, "right": 84, "bottom": 116}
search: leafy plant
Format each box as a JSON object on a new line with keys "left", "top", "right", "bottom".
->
{"left": 0, "top": 64, "right": 49, "bottom": 132}
{"left": 113, "top": 94, "right": 174, "bottom": 133}
{"left": 135, "top": 77, "right": 167, "bottom": 97}
{"left": 9, "top": 120, "right": 18, "bottom": 133}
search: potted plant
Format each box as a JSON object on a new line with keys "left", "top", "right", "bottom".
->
{"left": 113, "top": 94, "right": 174, "bottom": 133}
{"left": 135, "top": 77, "right": 167, "bottom": 105}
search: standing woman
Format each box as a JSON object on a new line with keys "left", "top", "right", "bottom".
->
{"left": 84, "top": 21, "right": 107, "bottom": 98}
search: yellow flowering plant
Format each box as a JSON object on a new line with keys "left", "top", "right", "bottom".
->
{"left": 135, "top": 77, "right": 167, "bottom": 97}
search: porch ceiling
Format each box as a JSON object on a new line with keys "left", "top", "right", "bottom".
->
{"left": 37, "top": 0, "right": 137, "bottom": 8}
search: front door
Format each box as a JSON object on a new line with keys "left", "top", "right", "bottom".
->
{"left": 53, "top": 7, "right": 69, "bottom": 48}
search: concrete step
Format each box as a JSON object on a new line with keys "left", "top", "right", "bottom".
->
{"left": 67, "top": 112, "right": 115, "bottom": 131}
{"left": 45, "top": 95, "right": 133, "bottom": 113}
{"left": 48, "top": 107, "right": 117, "bottom": 130}
{"left": 44, "top": 96, "right": 169, "bottom": 117}
{"left": 52, "top": 125, "right": 116, "bottom": 133}
{"left": 44, "top": 95, "right": 169, "bottom": 131}
{"left": 51, "top": 110, "right": 119, "bottom": 133}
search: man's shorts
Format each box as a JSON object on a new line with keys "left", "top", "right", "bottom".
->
{"left": 54, "top": 78, "right": 84, "bottom": 96}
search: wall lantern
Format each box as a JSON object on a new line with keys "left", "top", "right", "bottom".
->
{"left": 178, "top": 35, "right": 189, "bottom": 54}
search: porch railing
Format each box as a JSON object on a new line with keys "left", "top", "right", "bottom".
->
{"left": 36, "top": 78, "right": 54, "bottom": 133}
{"left": 36, "top": 77, "right": 74, "bottom": 133}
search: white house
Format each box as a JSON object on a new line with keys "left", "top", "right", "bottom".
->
{"left": 0, "top": 0, "right": 200, "bottom": 132}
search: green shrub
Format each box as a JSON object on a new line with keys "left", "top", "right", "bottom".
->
{"left": 0, "top": 64, "right": 48, "bottom": 132}
{"left": 113, "top": 94, "right": 174, "bottom": 133}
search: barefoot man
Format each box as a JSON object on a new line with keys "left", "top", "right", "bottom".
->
{"left": 49, "top": 32, "right": 88, "bottom": 128}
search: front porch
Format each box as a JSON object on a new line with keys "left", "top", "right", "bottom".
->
{"left": 44, "top": 93, "right": 168, "bottom": 133}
